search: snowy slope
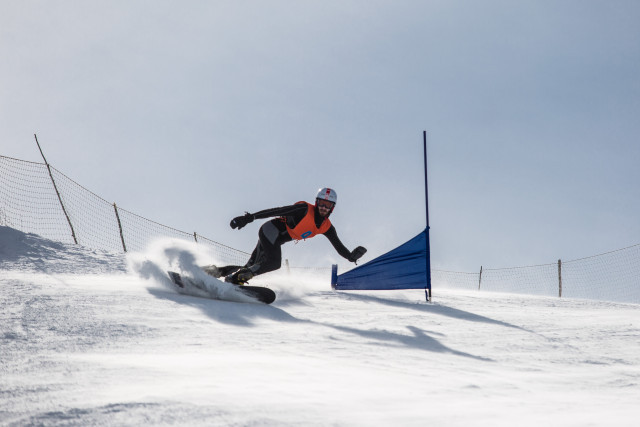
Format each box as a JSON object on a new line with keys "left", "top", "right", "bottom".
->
{"left": 1, "top": 226, "right": 639, "bottom": 426}
{"left": 0, "top": 226, "right": 127, "bottom": 275}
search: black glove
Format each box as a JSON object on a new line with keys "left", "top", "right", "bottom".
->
{"left": 230, "top": 212, "right": 254, "bottom": 230}
{"left": 348, "top": 246, "right": 367, "bottom": 263}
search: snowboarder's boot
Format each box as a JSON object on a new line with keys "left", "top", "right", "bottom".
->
{"left": 202, "top": 265, "right": 222, "bottom": 278}
{"left": 224, "top": 267, "right": 254, "bottom": 286}
{"left": 203, "top": 265, "right": 244, "bottom": 278}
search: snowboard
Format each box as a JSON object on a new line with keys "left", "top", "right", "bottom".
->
{"left": 168, "top": 271, "right": 276, "bottom": 304}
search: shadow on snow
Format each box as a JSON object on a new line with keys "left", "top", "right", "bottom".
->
{"left": 149, "top": 287, "right": 493, "bottom": 361}
{"left": 335, "top": 291, "right": 528, "bottom": 332}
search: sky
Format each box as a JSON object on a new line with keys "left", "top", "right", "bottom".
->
{"left": 1, "top": 0, "right": 639, "bottom": 272}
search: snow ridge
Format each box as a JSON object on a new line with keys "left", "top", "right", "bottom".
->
{"left": 0, "top": 226, "right": 127, "bottom": 274}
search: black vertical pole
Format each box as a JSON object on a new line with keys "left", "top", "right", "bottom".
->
{"left": 34, "top": 134, "right": 78, "bottom": 245}
{"left": 558, "top": 259, "right": 562, "bottom": 298}
{"left": 423, "top": 131, "right": 432, "bottom": 301}
{"left": 113, "top": 203, "right": 127, "bottom": 252}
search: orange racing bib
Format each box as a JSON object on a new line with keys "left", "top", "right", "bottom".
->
{"left": 286, "top": 202, "right": 331, "bottom": 241}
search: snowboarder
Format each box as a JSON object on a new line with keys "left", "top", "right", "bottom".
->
{"left": 204, "top": 188, "right": 367, "bottom": 285}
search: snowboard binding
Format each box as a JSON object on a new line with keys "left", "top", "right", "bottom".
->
{"left": 224, "top": 267, "right": 255, "bottom": 286}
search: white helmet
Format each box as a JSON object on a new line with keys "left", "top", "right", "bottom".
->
{"left": 316, "top": 187, "right": 337, "bottom": 204}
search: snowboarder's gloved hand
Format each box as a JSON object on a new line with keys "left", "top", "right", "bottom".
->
{"left": 230, "top": 212, "right": 254, "bottom": 230}
{"left": 348, "top": 246, "right": 367, "bottom": 263}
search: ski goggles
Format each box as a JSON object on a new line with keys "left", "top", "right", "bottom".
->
{"left": 316, "top": 200, "right": 335, "bottom": 209}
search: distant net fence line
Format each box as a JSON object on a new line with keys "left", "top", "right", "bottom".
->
{"left": 432, "top": 243, "right": 640, "bottom": 304}
{"left": 1, "top": 154, "right": 639, "bottom": 304}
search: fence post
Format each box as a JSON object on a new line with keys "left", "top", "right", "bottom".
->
{"left": 193, "top": 232, "right": 198, "bottom": 243}
{"left": 285, "top": 259, "right": 290, "bottom": 274}
{"left": 478, "top": 266, "right": 483, "bottom": 290}
{"left": 113, "top": 203, "right": 127, "bottom": 253}
{"left": 558, "top": 259, "right": 562, "bottom": 298}
{"left": 34, "top": 134, "right": 78, "bottom": 244}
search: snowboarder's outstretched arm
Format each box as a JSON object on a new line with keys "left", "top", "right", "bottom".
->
{"left": 324, "top": 226, "right": 367, "bottom": 263}
{"left": 252, "top": 204, "right": 308, "bottom": 220}
{"left": 230, "top": 204, "right": 307, "bottom": 229}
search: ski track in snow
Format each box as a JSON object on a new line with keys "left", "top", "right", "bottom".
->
{"left": 1, "top": 226, "right": 640, "bottom": 426}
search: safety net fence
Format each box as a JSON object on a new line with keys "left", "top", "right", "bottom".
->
{"left": 0, "top": 154, "right": 248, "bottom": 266}
{"left": 1, "top": 154, "right": 639, "bottom": 303}
{"left": 432, "top": 244, "right": 640, "bottom": 304}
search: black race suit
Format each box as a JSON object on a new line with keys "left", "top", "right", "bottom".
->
{"left": 223, "top": 203, "right": 351, "bottom": 278}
